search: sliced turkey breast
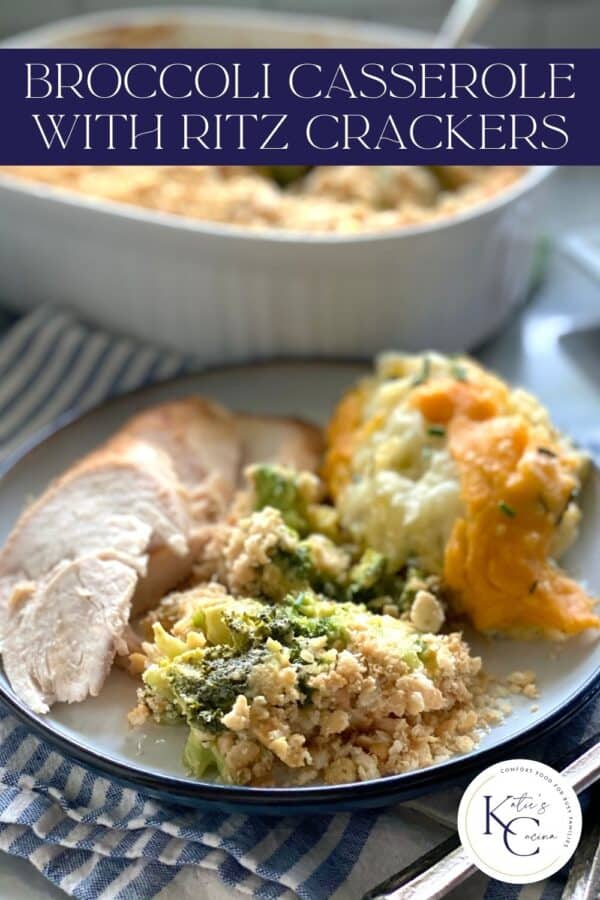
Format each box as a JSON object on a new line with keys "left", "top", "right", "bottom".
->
{"left": 120, "top": 397, "right": 240, "bottom": 521}
{"left": 118, "top": 398, "right": 242, "bottom": 614}
{"left": 0, "top": 397, "right": 241, "bottom": 713}
{"left": 237, "top": 413, "right": 324, "bottom": 473}
{"left": 4, "top": 556, "right": 137, "bottom": 711}
{"left": 0, "top": 397, "right": 323, "bottom": 714}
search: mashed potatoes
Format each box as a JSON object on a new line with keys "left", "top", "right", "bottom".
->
{"left": 325, "top": 353, "right": 599, "bottom": 637}
{"left": 1, "top": 164, "right": 523, "bottom": 235}
{"left": 328, "top": 390, "right": 463, "bottom": 575}
{"left": 324, "top": 355, "right": 481, "bottom": 573}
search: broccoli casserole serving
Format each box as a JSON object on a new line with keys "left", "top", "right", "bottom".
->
{"left": 1, "top": 165, "right": 524, "bottom": 234}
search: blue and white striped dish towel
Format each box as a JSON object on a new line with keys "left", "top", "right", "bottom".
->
{"left": 0, "top": 308, "right": 597, "bottom": 900}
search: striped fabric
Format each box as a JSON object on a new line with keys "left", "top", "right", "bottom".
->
{"left": 0, "top": 308, "right": 597, "bottom": 900}
{"left": 0, "top": 308, "right": 191, "bottom": 467}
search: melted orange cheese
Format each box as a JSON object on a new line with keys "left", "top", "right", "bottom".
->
{"left": 322, "top": 386, "right": 366, "bottom": 498}
{"left": 411, "top": 378, "right": 599, "bottom": 636}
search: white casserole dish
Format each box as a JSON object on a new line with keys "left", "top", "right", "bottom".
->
{"left": 0, "top": 8, "right": 554, "bottom": 361}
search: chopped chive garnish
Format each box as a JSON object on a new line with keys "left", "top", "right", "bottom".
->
{"left": 537, "top": 447, "right": 557, "bottom": 458}
{"left": 427, "top": 425, "right": 446, "bottom": 438}
{"left": 499, "top": 501, "right": 516, "bottom": 518}
{"left": 451, "top": 363, "right": 468, "bottom": 382}
{"left": 411, "top": 356, "right": 431, "bottom": 387}
{"left": 529, "top": 580, "right": 538, "bottom": 594}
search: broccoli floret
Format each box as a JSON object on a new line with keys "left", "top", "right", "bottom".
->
{"left": 183, "top": 727, "right": 229, "bottom": 780}
{"left": 251, "top": 465, "right": 312, "bottom": 535}
{"left": 267, "top": 542, "right": 345, "bottom": 601}
{"left": 347, "top": 549, "right": 387, "bottom": 599}
{"left": 345, "top": 548, "right": 405, "bottom": 610}
{"left": 286, "top": 591, "right": 349, "bottom": 642}
{"left": 270, "top": 544, "right": 317, "bottom": 588}
{"left": 263, "top": 537, "right": 429, "bottom": 617}
{"left": 249, "top": 465, "right": 341, "bottom": 541}
{"left": 344, "top": 553, "right": 443, "bottom": 620}
{"left": 222, "top": 592, "right": 348, "bottom": 655}
{"left": 166, "top": 646, "right": 265, "bottom": 733}
{"left": 144, "top": 591, "right": 350, "bottom": 740}
{"left": 254, "top": 165, "right": 312, "bottom": 186}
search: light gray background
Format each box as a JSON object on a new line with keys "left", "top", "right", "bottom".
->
{"left": 0, "top": 0, "right": 599, "bottom": 46}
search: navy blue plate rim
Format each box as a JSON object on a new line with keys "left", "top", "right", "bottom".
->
{"left": 0, "top": 366, "right": 599, "bottom": 810}
{"left": 1, "top": 667, "right": 598, "bottom": 810}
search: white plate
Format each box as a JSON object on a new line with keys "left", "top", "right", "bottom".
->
{"left": 0, "top": 363, "right": 598, "bottom": 813}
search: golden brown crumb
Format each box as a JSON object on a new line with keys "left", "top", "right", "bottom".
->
{"left": 410, "top": 590, "right": 445, "bottom": 633}
{"left": 128, "top": 653, "right": 147, "bottom": 676}
{"left": 506, "top": 670, "right": 538, "bottom": 698}
{"left": 0, "top": 165, "right": 524, "bottom": 235}
{"left": 128, "top": 701, "right": 149, "bottom": 727}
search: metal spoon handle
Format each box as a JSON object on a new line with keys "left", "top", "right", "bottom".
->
{"left": 432, "top": 0, "right": 500, "bottom": 48}
{"left": 363, "top": 838, "right": 475, "bottom": 900}
{"left": 563, "top": 740, "right": 600, "bottom": 793}
{"left": 560, "top": 821, "right": 600, "bottom": 900}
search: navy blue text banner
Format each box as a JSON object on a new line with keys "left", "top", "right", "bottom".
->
{"left": 0, "top": 48, "right": 598, "bottom": 164}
